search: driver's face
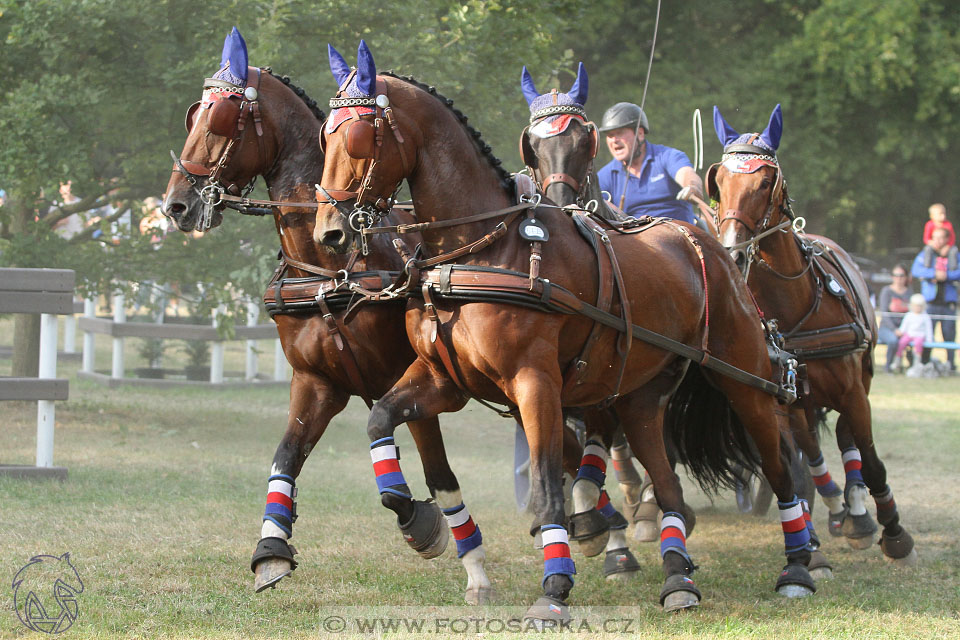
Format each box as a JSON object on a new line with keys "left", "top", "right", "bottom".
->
{"left": 605, "top": 126, "right": 645, "bottom": 164}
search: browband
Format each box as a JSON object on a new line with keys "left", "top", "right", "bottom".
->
{"left": 530, "top": 104, "right": 586, "bottom": 123}
{"left": 723, "top": 143, "right": 777, "bottom": 158}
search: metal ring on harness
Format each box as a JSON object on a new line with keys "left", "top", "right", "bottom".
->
{"left": 584, "top": 199, "right": 599, "bottom": 213}
{"left": 199, "top": 184, "right": 224, "bottom": 207}
{"left": 519, "top": 193, "right": 541, "bottom": 207}
{"left": 348, "top": 208, "right": 367, "bottom": 233}
{"left": 792, "top": 216, "right": 806, "bottom": 234}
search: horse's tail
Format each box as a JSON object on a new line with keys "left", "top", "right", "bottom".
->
{"left": 663, "top": 364, "right": 763, "bottom": 494}
{"left": 813, "top": 407, "right": 831, "bottom": 438}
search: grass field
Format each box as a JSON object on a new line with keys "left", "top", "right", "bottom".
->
{"left": 2, "top": 319, "right": 959, "bottom": 638}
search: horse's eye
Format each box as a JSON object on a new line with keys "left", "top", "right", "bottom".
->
{"left": 760, "top": 178, "right": 772, "bottom": 189}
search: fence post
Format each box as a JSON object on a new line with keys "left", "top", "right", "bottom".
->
{"left": 36, "top": 313, "right": 59, "bottom": 467}
{"left": 82, "top": 298, "right": 95, "bottom": 373}
{"left": 111, "top": 292, "right": 125, "bottom": 380}
{"left": 274, "top": 339, "right": 287, "bottom": 381}
{"left": 210, "top": 306, "right": 225, "bottom": 384}
{"left": 63, "top": 312, "right": 77, "bottom": 354}
{"left": 245, "top": 299, "right": 259, "bottom": 381}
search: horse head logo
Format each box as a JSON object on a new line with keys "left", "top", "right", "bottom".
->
{"left": 12, "top": 553, "right": 84, "bottom": 634}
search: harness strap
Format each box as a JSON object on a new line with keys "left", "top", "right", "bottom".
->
{"left": 316, "top": 296, "right": 374, "bottom": 409}
{"left": 363, "top": 202, "right": 535, "bottom": 236}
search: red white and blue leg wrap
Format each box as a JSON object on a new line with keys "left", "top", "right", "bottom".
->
{"left": 442, "top": 502, "right": 483, "bottom": 558}
{"left": 541, "top": 524, "right": 576, "bottom": 585}
{"left": 800, "top": 498, "right": 820, "bottom": 548}
{"left": 370, "top": 437, "right": 411, "bottom": 498}
{"left": 660, "top": 512, "right": 691, "bottom": 564}
{"left": 807, "top": 453, "right": 843, "bottom": 498}
{"left": 575, "top": 440, "right": 608, "bottom": 488}
{"left": 778, "top": 496, "right": 812, "bottom": 554}
{"left": 841, "top": 447, "right": 865, "bottom": 487}
{"left": 596, "top": 490, "right": 627, "bottom": 530}
{"left": 263, "top": 473, "right": 296, "bottom": 538}
{"left": 871, "top": 485, "right": 898, "bottom": 527}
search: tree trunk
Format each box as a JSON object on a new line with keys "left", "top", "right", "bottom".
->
{"left": 12, "top": 314, "right": 41, "bottom": 377}
{"left": 8, "top": 195, "right": 42, "bottom": 377}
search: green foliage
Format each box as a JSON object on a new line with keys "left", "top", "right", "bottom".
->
{"left": 1, "top": 0, "right": 959, "bottom": 297}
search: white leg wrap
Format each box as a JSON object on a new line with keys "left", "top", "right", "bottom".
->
{"left": 847, "top": 484, "right": 868, "bottom": 516}
{"left": 606, "top": 527, "right": 629, "bottom": 552}
{"left": 823, "top": 493, "right": 844, "bottom": 514}
{"left": 572, "top": 477, "right": 601, "bottom": 514}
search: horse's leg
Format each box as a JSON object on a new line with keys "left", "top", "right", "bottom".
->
{"left": 801, "top": 407, "right": 847, "bottom": 539}
{"left": 507, "top": 369, "right": 575, "bottom": 624}
{"left": 707, "top": 374, "right": 815, "bottom": 598}
{"left": 615, "top": 381, "right": 702, "bottom": 612}
{"left": 790, "top": 405, "right": 834, "bottom": 580}
{"left": 835, "top": 390, "right": 917, "bottom": 565}
{"left": 407, "top": 418, "right": 492, "bottom": 604}
{"left": 252, "top": 371, "right": 349, "bottom": 592}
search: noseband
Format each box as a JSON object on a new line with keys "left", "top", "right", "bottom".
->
{"left": 316, "top": 73, "right": 411, "bottom": 254}
{"left": 171, "top": 69, "right": 266, "bottom": 230}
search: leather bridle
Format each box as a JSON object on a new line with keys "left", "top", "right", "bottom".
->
{"left": 316, "top": 72, "right": 411, "bottom": 254}
{"left": 520, "top": 96, "right": 598, "bottom": 208}
{"left": 171, "top": 68, "right": 266, "bottom": 230}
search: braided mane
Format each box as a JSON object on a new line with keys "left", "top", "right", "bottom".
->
{"left": 263, "top": 68, "right": 327, "bottom": 122}
{"left": 381, "top": 71, "right": 514, "bottom": 194}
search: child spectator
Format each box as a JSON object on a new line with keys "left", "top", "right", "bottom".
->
{"left": 894, "top": 293, "right": 934, "bottom": 370}
{"left": 923, "top": 203, "right": 955, "bottom": 247}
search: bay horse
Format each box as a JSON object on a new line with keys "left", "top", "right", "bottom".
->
{"left": 314, "top": 41, "right": 817, "bottom": 621}
{"left": 707, "top": 104, "right": 916, "bottom": 567}
{"left": 162, "top": 27, "right": 502, "bottom": 603}
{"left": 515, "top": 66, "right": 826, "bottom": 565}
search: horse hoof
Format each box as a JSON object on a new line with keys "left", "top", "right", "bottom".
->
{"left": 841, "top": 512, "right": 877, "bottom": 550}
{"left": 253, "top": 558, "right": 293, "bottom": 592}
{"left": 576, "top": 532, "right": 609, "bottom": 558}
{"left": 808, "top": 550, "right": 833, "bottom": 581}
{"left": 524, "top": 595, "right": 570, "bottom": 624}
{"left": 465, "top": 585, "right": 494, "bottom": 606}
{"left": 633, "top": 520, "right": 659, "bottom": 543}
{"left": 659, "top": 573, "right": 701, "bottom": 612}
{"left": 886, "top": 548, "right": 919, "bottom": 568}
{"left": 398, "top": 499, "right": 449, "bottom": 559}
{"left": 846, "top": 532, "right": 878, "bottom": 550}
{"left": 880, "top": 528, "right": 916, "bottom": 564}
{"left": 777, "top": 584, "right": 815, "bottom": 598}
{"left": 603, "top": 547, "right": 641, "bottom": 581}
{"left": 775, "top": 562, "right": 816, "bottom": 597}
{"left": 569, "top": 508, "right": 610, "bottom": 557}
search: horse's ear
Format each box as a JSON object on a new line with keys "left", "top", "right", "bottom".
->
{"left": 760, "top": 103, "right": 783, "bottom": 151}
{"left": 519, "top": 127, "right": 538, "bottom": 169}
{"left": 328, "top": 44, "right": 351, "bottom": 86}
{"left": 220, "top": 27, "right": 249, "bottom": 85}
{"left": 356, "top": 40, "right": 376, "bottom": 96}
{"left": 568, "top": 62, "right": 588, "bottom": 106}
{"left": 520, "top": 66, "right": 540, "bottom": 106}
{"left": 713, "top": 105, "right": 739, "bottom": 146}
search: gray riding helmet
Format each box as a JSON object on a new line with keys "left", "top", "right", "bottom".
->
{"left": 598, "top": 102, "right": 650, "bottom": 134}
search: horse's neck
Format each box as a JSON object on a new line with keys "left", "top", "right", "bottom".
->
{"left": 406, "top": 105, "right": 513, "bottom": 257}
{"left": 751, "top": 229, "right": 818, "bottom": 323}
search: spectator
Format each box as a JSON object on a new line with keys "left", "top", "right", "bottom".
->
{"left": 893, "top": 294, "right": 933, "bottom": 372}
{"left": 0, "top": 188, "right": 6, "bottom": 207}
{"left": 139, "top": 197, "right": 168, "bottom": 245}
{"left": 911, "top": 227, "right": 960, "bottom": 370}
{"left": 52, "top": 181, "right": 84, "bottom": 239}
{"left": 923, "top": 203, "right": 955, "bottom": 247}
{"left": 877, "top": 264, "right": 912, "bottom": 373}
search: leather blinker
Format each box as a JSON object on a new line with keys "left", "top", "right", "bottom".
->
{"left": 345, "top": 119, "right": 376, "bottom": 159}
{"left": 705, "top": 163, "right": 720, "bottom": 200}
{"left": 208, "top": 96, "right": 242, "bottom": 137}
{"left": 519, "top": 127, "right": 537, "bottom": 169}
{"left": 184, "top": 101, "right": 201, "bottom": 133}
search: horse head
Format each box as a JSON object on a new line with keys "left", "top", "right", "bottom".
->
{"left": 708, "top": 104, "right": 788, "bottom": 273}
{"left": 314, "top": 41, "right": 416, "bottom": 252}
{"left": 518, "top": 62, "right": 597, "bottom": 207}
{"left": 164, "top": 27, "right": 288, "bottom": 232}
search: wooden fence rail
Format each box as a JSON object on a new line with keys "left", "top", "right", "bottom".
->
{"left": 0, "top": 267, "right": 73, "bottom": 480}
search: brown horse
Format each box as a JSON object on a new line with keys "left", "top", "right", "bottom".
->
{"left": 314, "top": 42, "right": 816, "bottom": 620}
{"left": 162, "top": 28, "right": 499, "bottom": 603}
{"left": 708, "top": 104, "right": 916, "bottom": 566}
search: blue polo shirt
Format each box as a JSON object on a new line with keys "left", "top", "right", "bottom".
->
{"left": 597, "top": 142, "right": 695, "bottom": 223}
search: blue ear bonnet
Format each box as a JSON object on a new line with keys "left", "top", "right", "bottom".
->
{"left": 713, "top": 104, "right": 783, "bottom": 153}
{"left": 728, "top": 133, "right": 777, "bottom": 155}
{"left": 522, "top": 62, "right": 589, "bottom": 117}
{"left": 213, "top": 27, "right": 248, "bottom": 87}
{"left": 327, "top": 40, "right": 377, "bottom": 98}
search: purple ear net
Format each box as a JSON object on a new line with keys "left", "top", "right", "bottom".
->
{"left": 328, "top": 43, "right": 351, "bottom": 86}
{"left": 356, "top": 39, "right": 376, "bottom": 96}
{"left": 567, "top": 62, "right": 588, "bottom": 106}
{"left": 713, "top": 105, "right": 740, "bottom": 146}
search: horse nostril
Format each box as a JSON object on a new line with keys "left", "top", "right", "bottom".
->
{"left": 319, "top": 229, "right": 345, "bottom": 247}
{"left": 165, "top": 201, "right": 186, "bottom": 218}
{"left": 732, "top": 250, "right": 746, "bottom": 270}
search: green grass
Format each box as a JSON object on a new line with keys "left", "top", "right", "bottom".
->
{"left": 1, "top": 329, "right": 959, "bottom": 638}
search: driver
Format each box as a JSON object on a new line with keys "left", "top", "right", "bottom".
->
{"left": 596, "top": 102, "right": 703, "bottom": 224}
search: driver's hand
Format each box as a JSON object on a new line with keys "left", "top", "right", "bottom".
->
{"left": 677, "top": 185, "right": 702, "bottom": 203}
